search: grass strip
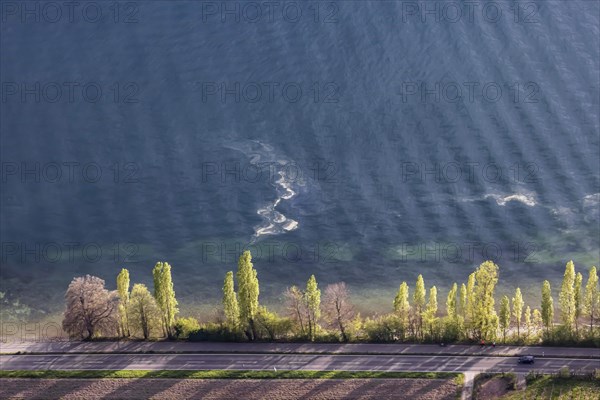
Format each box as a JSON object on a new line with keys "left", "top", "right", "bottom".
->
{"left": 500, "top": 375, "right": 600, "bottom": 399}
{"left": 0, "top": 370, "right": 460, "bottom": 380}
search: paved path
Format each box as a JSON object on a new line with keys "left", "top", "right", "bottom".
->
{"left": 461, "top": 372, "right": 475, "bottom": 400}
{"left": 515, "top": 372, "right": 527, "bottom": 390}
{"left": 2, "top": 341, "right": 598, "bottom": 359}
{"left": 1, "top": 353, "right": 597, "bottom": 373}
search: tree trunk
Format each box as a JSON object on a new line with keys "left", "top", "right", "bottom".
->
{"left": 337, "top": 316, "right": 347, "bottom": 342}
{"left": 86, "top": 326, "right": 94, "bottom": 340}
{"left": 249, "top": 318, "right": 257, "bottom": 341}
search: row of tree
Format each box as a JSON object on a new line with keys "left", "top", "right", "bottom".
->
{"left": 61, "top": 253, "right": 599, "bottom": 345}
{"left": 219, "top": 254, "right": 599, "bottom": 343}
{"left": 62, "top": 262, "right": 179, "bottom": 339}
{"left": 384, "top": 260, "right": 599, "bottom": 344}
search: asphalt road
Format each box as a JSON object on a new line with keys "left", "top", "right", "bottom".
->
{"left": 2, "top": 341, "right": 599, "bottom": 359}
{"left": 1, "top": 353, "right": 597, "bottom": 373}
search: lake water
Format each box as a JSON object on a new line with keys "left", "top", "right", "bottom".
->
{"left": 1, "top": 1, "right": 598, "bottom": 319}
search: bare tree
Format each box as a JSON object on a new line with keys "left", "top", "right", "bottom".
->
{"left": 284, "top": 286, "right": 307, "bottom": 337}
{"left": 323, "top": 282, "right": 355, "bottom": 342}
{"left": 62, "top": 275, "right": 119, "bottom": 339}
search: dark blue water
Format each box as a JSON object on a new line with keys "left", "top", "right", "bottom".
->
{"left": 1, "top": 1, "right": 599, "bottom": 318}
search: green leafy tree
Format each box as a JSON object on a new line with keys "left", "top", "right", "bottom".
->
{"left": 459, "top": 283, "right": 467, "bottom": 319}
{"left": 222, "top": 271, "right": 240, "bottom": 331}
{"left": 541, "top": 280, "right": 554, "bottom": 335}
{"left": 472, "top": 261, "right": 499, "bottom": 341}
{"left": 116, "top": 268, "right": 130, "bottom": 337}
{"left": 465, "top": 273, "right": 476, "bottom": 337}
{"left": 458, "top": 283, "right": 468, "bottom": 339}
{"left": 532, "top": 308, "right": 543, "bottom": 334}
{"left": 173, "top": 317, "right": 200, "bottom": 339}
{"left": 393, "top": 282, "right": 410, "bottom": 339}
{"left": 446, "top": 283, "right": 458, "bottom": 320}
{"left": 559, "top": 261, "right": 576, "bottom": 334}
{"left": 305, "top": 274, "right": 321, "bottom": 341}
{"left": 255, "top": 306, "right": 292, "bottom": 341}
{"left": 583, "top": 266, "right": 599, "bottom": 336}
{"left": 524, "top": 305, "right": 532, "bottom": 339}
{"left": 237, "top": 251, "right": 260, "bottom": 340}
{"left": 423, "top": 286, "right": 438, "bottom": 339}
{"left": 152, "top": 262, "right": 179, "bottom": 338}
{"left": 574, "top": 272, "right": 583, "bottom": 337}
{"left": 413, "top": 275, "right": 426, "bottom": 340}
{"left": 499, "top": 295, "right": 511, "bottom": 343}
{"left": 128, "top": 283, "right": 161, "bottom": 340}
{"left": 512, "top": 288, "right": 524, "bottom": 340}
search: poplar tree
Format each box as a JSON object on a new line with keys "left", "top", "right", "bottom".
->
{"left": 583, "top": 266, "right": 599, "bottom": 335}
{"left": 541, "top": 280, "right": 554, "bottom": 335}
{"left": 499, "top": 295, "right": 511, "bottom": 343}
{"left": 512, "top": 288, "right": 524, "bottom": 340}
{"left": 222, "top": 271, "right": 240, "bottom": 331}
{"left": 472, "top": 261, "right": 499, "bottom": 341}
{"left": 393, "top": 282, "right": 410, "bottom": 339}
{"left": 559, "top": 261, "right": 576, "bottom": 334}
{"left": 237, "top": 251, "right": 260, "bottom": 340}
{"left": 305, "top": 274, "right": 321, "bottom": 341}
{"left": 152, "top": 262, "right": 179, "bottom": 338}
{"left": 413, "top": 275, "right": 426, "bottom": 340}
{"left": 446, "top": 283, "right": 458, "bottom": 319}
{"left": 532, "top": 308, "right": 543, "bottom": 334}
{"left": 458, "top": 282, "right": 468, "bottom": 338}
{"left": 116, "top": 268, "right": 130, "bottom": 337}
{"left": 423, "top": 286, "right": 438, "bottom": 339}
{"left": 459, "top": 283, "right": 467, "bottom": 319}
{"left": 524, "top": 305, "right": 532, "bottom": 339}
{"left": 574, "top": 272, "right": 583, "bottom": 337}
{"left": 465, "top": 273, "right": 476, "bottom": 337}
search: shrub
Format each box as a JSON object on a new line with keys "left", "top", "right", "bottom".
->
{"left": 173, "top": 317, "right": 201, "bottom": 339}
{"left": 254, "top": 306, "right": 293, "bottom": 341}
{"left": 188, "top": 322, "right": 243, "bottom": 342}
{"left": 526, "top": 370, "right": 543, "bottom": 383}
{"left": 558, "top": 367, "right": 571, "bottom": 378}
{"left": 363, "top": 314, "right": 401, "bottom": 342}
{"left": 503, "top": 372, "right": 517, "bottom": 390}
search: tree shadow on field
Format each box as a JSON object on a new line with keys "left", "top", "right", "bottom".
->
{"left": 0, "top": 379, "right": 49, "bottom": 399}
{"left": 100, "top": 378, "right": 178, "bottom": 399}
{"left": 0, "top": 378, "right": 96, "bottom": 400}
{"left": 409, "top": 379, "right": 455, "bottom": 400}
{"left": 297, "top": 379, "right": 347, "bottom": 400}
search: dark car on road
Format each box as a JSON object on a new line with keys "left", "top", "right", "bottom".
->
{"left": 518, "top": 355, "right": 535, "bottom": 364}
